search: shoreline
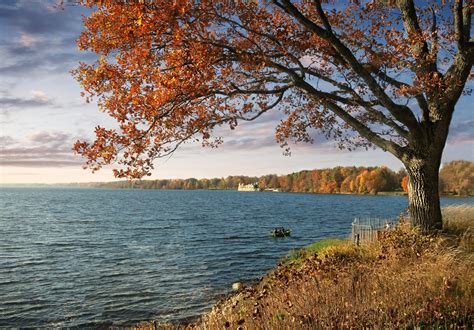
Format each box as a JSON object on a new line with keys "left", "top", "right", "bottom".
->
{"left": 3, "top": 204, "right": 473, "bottom": 328}
{"left": 175, "top": 213, "right": 472, "bottom": 328}
{"left": 2, "top": 185, "right": 472, "bottom": 198}
{"left": 134, "top": 206, "right": 474, "bottom": 328}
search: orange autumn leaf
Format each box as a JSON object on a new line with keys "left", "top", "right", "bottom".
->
{"left": 401, "top": 176, "right": 409, "bottom": 193}
{"left": 72, "top": 0, "right": 472, "bottom": 230}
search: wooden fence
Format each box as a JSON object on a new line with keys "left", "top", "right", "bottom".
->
{"left": 351, "top": 217, "right": 397, "bottom": 245}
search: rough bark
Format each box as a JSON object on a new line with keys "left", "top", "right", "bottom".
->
{"left": 405, "top": 158, "right": 443, "bottom": 233}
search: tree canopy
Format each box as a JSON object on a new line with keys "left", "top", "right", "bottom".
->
{"left": 73, "top": 0, "right": 473, "bottom": 231}
{"left": 439, "top": 160, "right": 474, "bottom": 195}
{"left": 73, "top": 0, "right": 473, "bottom": 178}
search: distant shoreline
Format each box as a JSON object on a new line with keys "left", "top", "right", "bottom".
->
{"left": 1, "top": 185, "right": 472, "bottom": 198}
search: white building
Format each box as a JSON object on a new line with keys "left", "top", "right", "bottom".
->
{"left": 237, "top": 182, "right": 259, "bottom": 191}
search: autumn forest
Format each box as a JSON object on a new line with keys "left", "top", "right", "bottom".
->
{"left": 84, "top": 160, "right": 473, "bottom": 196}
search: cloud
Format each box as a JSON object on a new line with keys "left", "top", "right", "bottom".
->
{"left": 19, "top": 32, "right": 37, "bottom": 47}
{"left": 0, "top": 135, "right": 17, "bottom": 145}
{"left": 448, "top": 120, "right": 474, "bottom": 144}
{"left": 0, "top": 0, "right": 84, "bottom": 36}
{"left": 210, "top": 115, "right": 347, "bottom": 154}
{"left": 0, "top": 40, "right": 97, "bottom": 77}
{"left": 31, "top": 90, "right": 49, "bottom": 102}
{"left": 0, "top": 1, "right": 95, "bottom": 78}
{"left": 0, "top": 90, "right": 54, "bottom": 110}
{"left": 29, "top": 130, "right": 66, "bottom": 142}
{"left": 0, "top": 131, "right": 83, "bottom": 168}
{"left": 0, "top": 160, "right": 82, "bottom": 167}
{"left": 0, "top": 96, "right": 51, "bottom": 108}
{"left": 214, "top": 133, "right": 348, "bottom": 156}
{"left": 223, "top": 135, "right": 277, "bottom": 150}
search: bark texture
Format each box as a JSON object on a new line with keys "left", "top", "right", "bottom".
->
{"left": 406, "top": 158, "right": 443, "bottom": 233}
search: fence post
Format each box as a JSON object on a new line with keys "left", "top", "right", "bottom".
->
{"left": 352, "top": 220, "right": 355, "bottom": 244}
{"left": 352, "top": 217, "right": 395, "bottom": 245}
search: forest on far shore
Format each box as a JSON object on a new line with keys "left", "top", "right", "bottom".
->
{"left": 76, "top": 160, "right": 473, "bottom": 196}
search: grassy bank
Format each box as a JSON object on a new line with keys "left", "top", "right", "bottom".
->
{"left": 196, "top": 206, "right": 473, "bottom": 328}
{"left": 136, "top": 205, "right": 473, "bottom": 329}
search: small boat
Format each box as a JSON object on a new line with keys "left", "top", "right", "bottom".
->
{"left": 271, "top": 227, "right": 291, "bottom": 237}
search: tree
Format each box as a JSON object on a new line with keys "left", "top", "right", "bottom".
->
{"left": 73, "top": 0, "right": 473, "bottom": 232}
{"left": 401, "top": 175, "right": 409, "bottom": 193}
{"left": 439, "top": 160, "right": 474, "bottom": 195}
{"left": 396, "top": 168, "right": 408, "bottom": 185}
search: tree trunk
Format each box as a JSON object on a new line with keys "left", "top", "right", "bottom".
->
{"left": 405, "top": 158, "right": 443, "bottom": 233}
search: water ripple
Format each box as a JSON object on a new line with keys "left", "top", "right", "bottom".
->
{"left": 0, "top": 188, "right": 471, "bottom": 327}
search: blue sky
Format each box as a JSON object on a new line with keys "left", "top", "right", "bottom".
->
{"left": 0, "top": 0, "right": 472, "bottom": 184}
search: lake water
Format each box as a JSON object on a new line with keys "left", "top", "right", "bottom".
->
{"left": 0, "top": 188, "right": 472, "bottom": 327}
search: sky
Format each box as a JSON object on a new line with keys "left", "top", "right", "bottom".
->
{"left": 0, "top": 0, "right": 473, "bottom": 184}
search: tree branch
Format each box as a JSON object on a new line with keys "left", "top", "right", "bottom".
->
{"left": 294, "top": 79, "right": 405, "bottom": 157}
{"left": 312, "top": 0, "right": 332, "bottom": 32}
{"left": 236, "top": 92, "right": 286, "bottom": 121}
{"left": 273, "top": 0, "right": 421, "bottom": 133}
{"left": 397, "top": 0, "right": 430, "bottom": 60}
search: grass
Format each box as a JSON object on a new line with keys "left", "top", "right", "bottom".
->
{"left": 443, "top": 204, "right": 473, "bottom": 232}
{"left": 283, "top": 238, "right": 348, "bottom": 267}
{"left": 302, "top": 239, "right": 348, "bottom": 254}
{"left": 442, "top": 205, "right": 474, "bottom": 252}
{"left": 190, "top": 206, "right": 473, "bottom": 329}
{"left": 133, "top": 205, "right": 474, "bottom": 329}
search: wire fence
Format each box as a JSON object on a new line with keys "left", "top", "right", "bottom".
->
{"left": 351, "top": 217, "right": 398, "bottom": 245}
